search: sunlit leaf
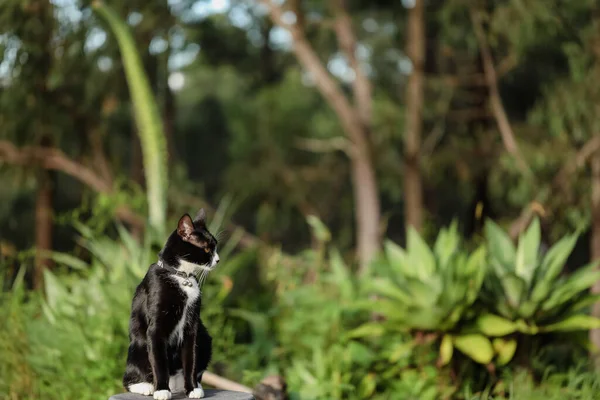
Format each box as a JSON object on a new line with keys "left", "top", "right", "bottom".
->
{"left": 541, "top": 315, "right": 600, "bottom": 332}
{"left": 515, "top": 218, "right": 540, "bottom": 284}
{"left": 306, "top": 215, "right": 331, "bottom": 243}
{"left": 407, "top": 227, "right": 436, "bottom": 280}
{"left": 345, "top": 323, "right": 385, "bottom": 339}
{"left": 453, "top": 334, "right": 494, "bottom": 364}
{"left": 485, "top": 219, "right": 516, "bottom": 272}
{"left": 475, "top": 314, "right": 518, "bottom": 336}
{"left": 493, "top": 338, "right": 517, "bottom": 366}
{"left": 438, "top": 334, "right": 453, "bottom": 366}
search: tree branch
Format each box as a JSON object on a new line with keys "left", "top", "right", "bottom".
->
{"left": 294, "top": 136, "right": 351, "bottom": 154}
{"left": 0, "top": 140, "right": 275, "bottom": 252}
{"left": 259, "top": 0, "right": 365, "bottom": 150}
{"left": 331, "top": 0, "right": 372, "bottom": 128}
{"left": 202, "top": 371, "right": 252, "bottom": 393}
{"left": 0, "top": 140, "right": 110, "bottom": 192}
{"left": 0, "top": 140, "right": 144, "bottom": 229}
{"left": 470, "top": 9, "right": 531, "bottom": 176}
{"left": 509, "top": 136, "right": 600, "bottom": 238}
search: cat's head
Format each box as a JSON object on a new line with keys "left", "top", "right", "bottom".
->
{"left": 161, "top": 208, "right": 220, "bottom": 272}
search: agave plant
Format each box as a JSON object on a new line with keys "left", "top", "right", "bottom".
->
{"left": 352, "top": 223, "right": 496, "bottom": 365}
{"left": 479, "top": 218, "right": 600, "bottom": 337}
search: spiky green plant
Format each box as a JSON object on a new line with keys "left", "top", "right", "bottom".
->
{"left": 92, "top": 1, "right": 168, "bottom": 237}
{"left": 479, "top": 218, "right": 600, "bottom": 336}
{"left": 353, "top": 223, "right": 496, "bottom": 365}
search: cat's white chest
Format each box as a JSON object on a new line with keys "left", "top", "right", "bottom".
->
{"left": 168, "top": 276, "right": 200, "bottom": 345}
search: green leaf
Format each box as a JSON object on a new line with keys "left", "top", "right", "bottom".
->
{"left": 540, "top": 233, "right": 578, "bottom": 282}
{"left": 485, "top": 220, "right": 516, "bottom": 273}
{"left": 475, "top": 314, "right": 518, "bottom": 336}
{"left": 464, "top": 248, "right": 488, "bottom": 307}
{"left": 384, "top": 240, "right": 417, "bottom": 279}
{"left": 306, "top": 215, "right": 331, "bottom": 243}
{"left": 358, "top": 373, "right": 377, "bottom": 399}
{"left": 329, "top": 249, "right": 353, "bottom": 299}
{"left": 439, "top": 334, "right": 453, "bottom": 366}
{"left": 529, "top": 280, "right": 553, "bottom": 305}
{"left": 530, "top": 233, "right": 578, "bottom": 303}
{"left": 493, "top": 338, "right": 517, "bottom": 366}
{"left": 46, "top": 251, "right": 89, "bottom": 270}
{"left": 542, "top": 264, "right": 600, "bottom": 311}
{"left": 44, "top": 269, "right": 68, "bottom": 312}
{"left": 515, "top": 218, "right": 540, "bottom": 284}
{"left": 518, "top": 300, "right": 538, "bottom": 319}
{"left": 402, "top": 307, "right": 446, "bottom": 330}
{"left": 565, "top": 294, "right": 600, "bottom": 313}
{"left": 463, "top": 246, "right": 486, "bottom": 277}
{"left": 346, "top": 323, "right": 385, "bottom": 339}
{"left": 407, "top": 227, "right": 436, "bottom": 280}
{"left": 406, "top": 278, "right": 440, "bottom": 307}
{"left": 93, "top": 1, "right": 168, "bottom": 236}
{"left": 453, "top": 334, "right": 494, "bottom": 364}
{"left": 389, "top": 341, "right": 416, "bottom": 362}
{"left": 367, "top": 278, "right": 411, "bottom": 303}
{"left": 501, "top": 273, "right": 526, "bottom": 309}
{"left": 348, "top": 341, "right": 376, "bottom": 366}
{"left": 541, "top": 315, "right": 600, "bottom": 332}
{"left": 434, "top": 221, "right": 460, "bottom": 269}
{"left": 353, "top": 299, "right": 407, "bottom": 323}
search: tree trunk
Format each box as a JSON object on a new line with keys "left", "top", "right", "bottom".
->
{"left": 403, "top": 0, "right": 425, "bottom": 233}
{"left": 261, "top": 0, "right": 381, "bottom": 272}
{"left": 34, "top": 160, "right": 53, "bottom": 290}
{"left": 33, "top": 0, "right": 54, "bottom": 290}
{"left": 352, "top": 148, "right": 381, "bottom": 273}
{"left": 589, "top": 150, "right": 600, "bottom": 365}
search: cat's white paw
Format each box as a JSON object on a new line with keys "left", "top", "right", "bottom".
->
{"left": 188, "top": 387, "right": 205, "bottom": 399}
{"left": 153, "top": 389, "right": 172, "bottom": 400}
{"left": 129, "top": 382, "right": 154, "bottom": 396}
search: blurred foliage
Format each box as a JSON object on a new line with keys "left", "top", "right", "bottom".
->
{"left": 3, "top": 0, "right": 600, "bottom": 399}
{"left": 482, "top": 219, "right": 600, "bottom": 335}
{"left": 4, "top": 216, "right": 600, "bottom": 399}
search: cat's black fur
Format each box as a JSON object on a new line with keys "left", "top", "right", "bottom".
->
{"left": 123, "top": 209, "right": 219, "bottom": 398}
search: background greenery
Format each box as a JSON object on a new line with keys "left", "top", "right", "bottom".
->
{"left": 2, "top": 0, "right": 600, "bottom": 399}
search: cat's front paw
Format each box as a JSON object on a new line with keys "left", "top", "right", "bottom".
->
{"left": 129, "top": 382, "right": 154, "bottom": 396}
{"left": 153, "top": 390, "right": 172, "bottom": 400}
{"left": 188, "top": 387, "right": 205, "bottom": 399}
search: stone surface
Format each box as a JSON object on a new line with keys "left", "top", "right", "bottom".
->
{"left": 109, "top": 390, "right": 254, "bottom": 400}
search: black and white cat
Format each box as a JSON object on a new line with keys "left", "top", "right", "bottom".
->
{"left": 123, "top": 209, "right": 219, "bottom": 400}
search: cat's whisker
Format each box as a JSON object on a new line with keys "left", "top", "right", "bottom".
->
{"left": 199, "top": 269, "right": 209, "bottom": 289}
{"left": 215, "top": 229, "right": 227, "bottom": 242}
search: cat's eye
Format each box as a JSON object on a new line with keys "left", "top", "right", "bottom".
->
{"left": 204, "top": 248, "right": 210, "bottom": 254}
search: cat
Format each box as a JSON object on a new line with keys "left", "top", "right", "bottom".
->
{"left": 123, "top": 209, "right": 219, "bottom": 400}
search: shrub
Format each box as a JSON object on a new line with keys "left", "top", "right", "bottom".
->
{"left": 355, "top": 222, "right": 494, "bottom": 365}
{"left": 480, "top": 218, "right": 600, "bottom": 336}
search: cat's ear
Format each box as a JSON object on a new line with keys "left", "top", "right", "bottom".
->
{"left": 193, "top": 208, "right": 207, "bottom": 227}
{"left": 177, "top": 214, "right": 195, "bottom": 241}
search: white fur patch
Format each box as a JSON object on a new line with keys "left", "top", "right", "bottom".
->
{"left": 129, "top": 382, "right": 154, "bottom": 396}
{"left": 153, "top": 389, "right": 171, "bottom": 400}
{"left": 169, "top": 370, "right": 185, "bottom": 393}
{"left": 178, "top": 258, "right": 203, "bottom": 275}
{"left": 177, "top": 250, "right": 219, "bottom": 274}
{"left": 168, "top": 274, "right": 200, "bottom": 345}
{"left": 189, "top": 386, "right": 205, "bottom": 399}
